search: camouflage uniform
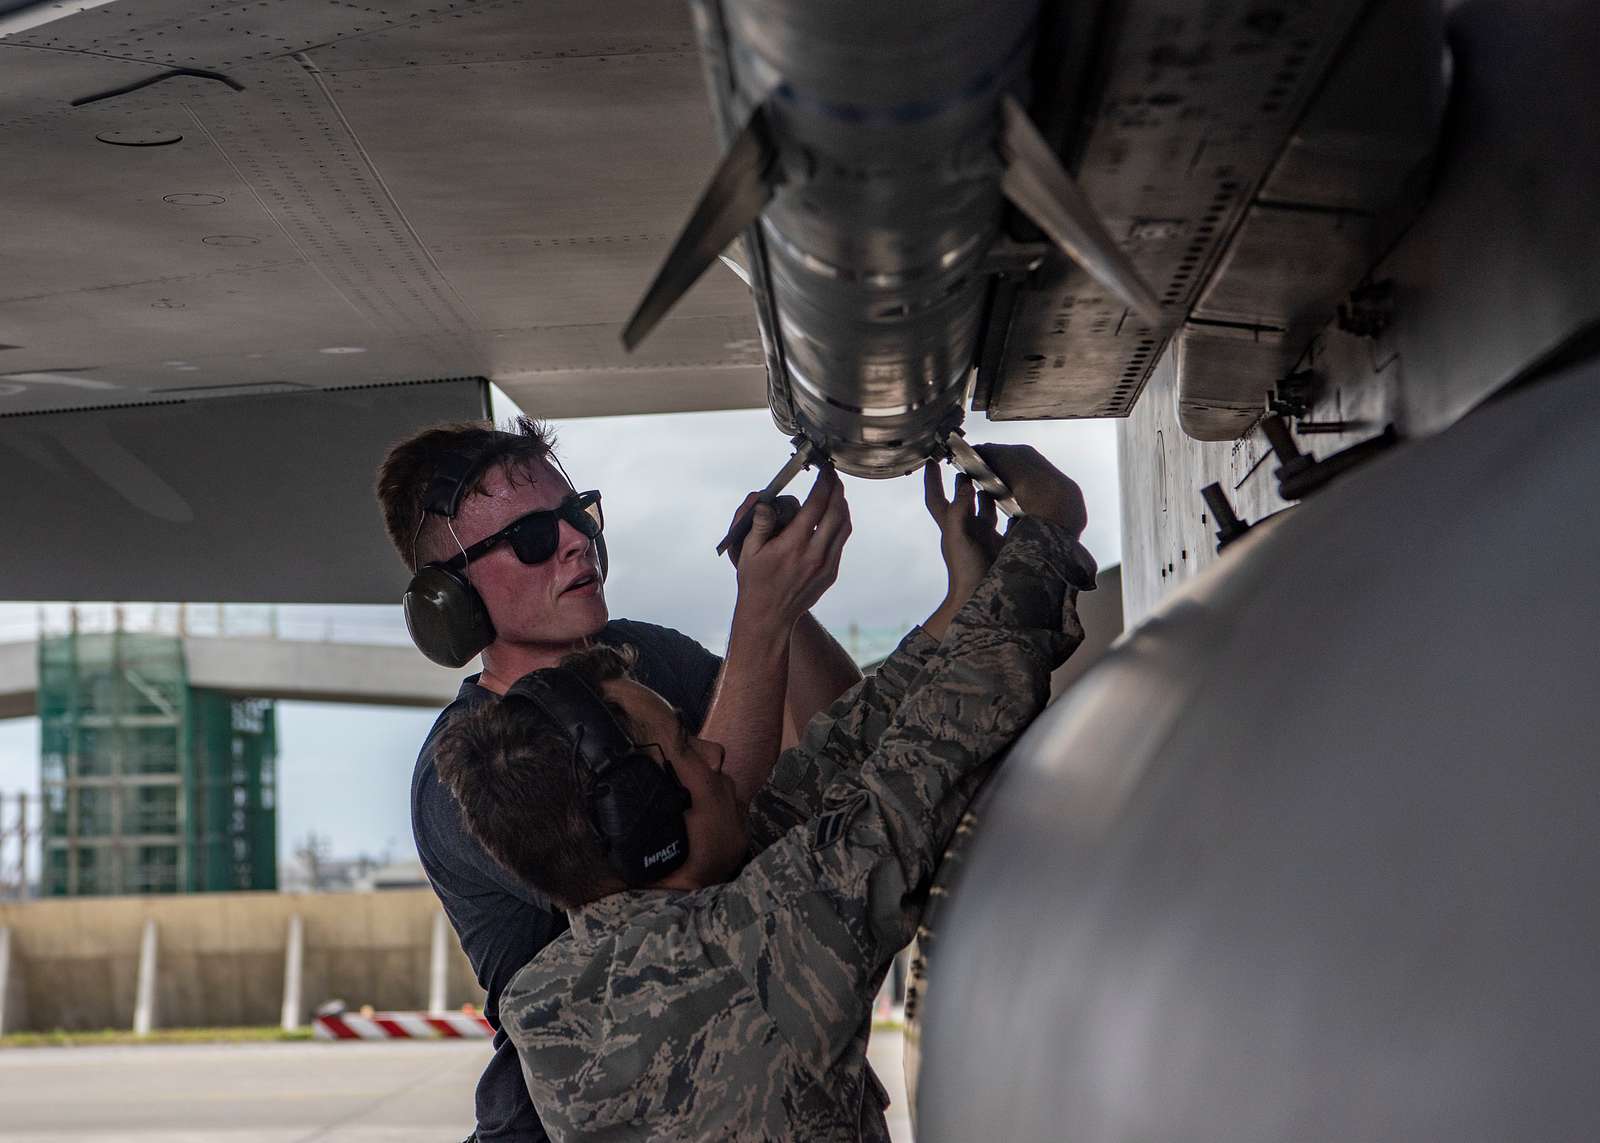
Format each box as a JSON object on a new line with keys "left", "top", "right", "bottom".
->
{"left": 501, "top": 516, "right": 1097, "bottom": 1141}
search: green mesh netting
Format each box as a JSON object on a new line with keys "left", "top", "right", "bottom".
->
{"left": 38, "top": 631, "right": 277, "bottom": 896}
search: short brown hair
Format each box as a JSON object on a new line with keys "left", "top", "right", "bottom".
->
{"left": 375, "top": 415, "right": 558, "bottom": 568}
{"left": 433, "top": 644, "right": 640, "bottom": 909}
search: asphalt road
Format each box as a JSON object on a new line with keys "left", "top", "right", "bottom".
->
{"left": 0, "top": 1030, "right": 913, "bottom": 1142}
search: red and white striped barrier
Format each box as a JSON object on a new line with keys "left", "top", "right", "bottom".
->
{"left": 313, "top": 1011, "right": 493, "bottom": 1041}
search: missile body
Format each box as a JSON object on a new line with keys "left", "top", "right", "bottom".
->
{"left": 716, "top": 0, "right": 1037, "bottom": 478}
{"left": 628, "top": 1, "right": 1160, "bottom": 479}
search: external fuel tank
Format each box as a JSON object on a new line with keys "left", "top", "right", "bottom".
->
{"left": 915, "top": 359, "right": 1600, "bottom": 1142}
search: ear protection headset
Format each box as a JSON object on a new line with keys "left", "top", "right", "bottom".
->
{"left": 505, "top": 667, "right": 692, "bottom": 885}
{"left": 402, "top": 446, "right": 608, "bottom": 668}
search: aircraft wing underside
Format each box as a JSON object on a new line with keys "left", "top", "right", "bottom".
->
{"left": 0, "top": 0, "right": 1559, "bottom": 600}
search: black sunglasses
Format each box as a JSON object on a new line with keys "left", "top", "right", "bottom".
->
{"left": 438, "top": 490, "right": 603, "bottom": 571}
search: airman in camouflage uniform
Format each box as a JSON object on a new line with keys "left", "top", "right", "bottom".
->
{"left": 500, "top": 507, "right": 1097, "bottom": 1142}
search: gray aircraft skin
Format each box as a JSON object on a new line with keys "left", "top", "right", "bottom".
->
{"left": 4, "top": 0, "right": 1600, "bottom": 1138}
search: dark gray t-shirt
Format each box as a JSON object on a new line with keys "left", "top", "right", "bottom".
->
{"left": 410, "top": 619, "right": 722, "bottom": 1142}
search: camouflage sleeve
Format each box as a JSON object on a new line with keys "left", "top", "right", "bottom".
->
{"left": 702, "top": 516, "right": 1096, "bottom": 1070}
{"left": 746, "top": 624, "right": 941, "bottom": 849}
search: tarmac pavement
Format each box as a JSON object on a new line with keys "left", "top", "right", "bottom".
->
{"left": 0, "top": 1029, "right": 914, "bottom": 1142}
{"left": 0, "top": 1039, "right": 483, "bottom": 1142}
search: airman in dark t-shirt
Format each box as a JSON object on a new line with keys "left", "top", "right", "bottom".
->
{"left": 380, "top": 420, "right": 859, "bottom": 1141}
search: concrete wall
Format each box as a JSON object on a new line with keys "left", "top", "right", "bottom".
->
{"left": 0, "top": 890, "right": 483, "bottom": 1033}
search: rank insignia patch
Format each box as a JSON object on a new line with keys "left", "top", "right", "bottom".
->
{"left": 812, "top": 808, "right": 851, "bottom": 849}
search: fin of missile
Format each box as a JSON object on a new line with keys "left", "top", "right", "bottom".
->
{"left": 622, "top": 106, "right": 778, "bottom": 351}
{"left": 997, "top": 95, "right": 1164, "bottom": 325}
{"left": 718, "top": 238, "right": 753, "bottom": 288}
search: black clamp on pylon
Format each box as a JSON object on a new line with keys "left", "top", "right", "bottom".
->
{"left": 1201, "top": 483, "right": 1252, "bottom": 553}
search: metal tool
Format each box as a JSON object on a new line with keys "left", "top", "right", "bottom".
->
{"left": 715, "top": 436, "right": 819, "bottom": 556}
{"left": 943, "top": 432, "right": 1023, "bottom": 518}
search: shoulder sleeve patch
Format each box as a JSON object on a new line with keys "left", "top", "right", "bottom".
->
{"left": 811, "top": 807, "right": 852, "bottom": 850}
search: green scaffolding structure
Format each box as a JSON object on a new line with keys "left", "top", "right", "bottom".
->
{"left": 38, "top": 630, "right": 277, "bottom": 896}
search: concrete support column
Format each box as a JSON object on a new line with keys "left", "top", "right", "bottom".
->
{"left": 132, "top": 919, "right": 158, "bottom": 1036}
{"left": 0, "top": 926, "right": 12, "bottom": 1036}
{"left": 427, "top": 911, "right": 449, "bottom": 1013}
{"left": 280, "top": 914, "right": 304, "bottom": 1031}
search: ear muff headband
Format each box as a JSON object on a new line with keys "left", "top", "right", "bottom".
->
{"left": 504, "top": 668, "right": 691, "bottom": 886}
{"left": 423, "top": 450, "right": 485, "bottom": 519}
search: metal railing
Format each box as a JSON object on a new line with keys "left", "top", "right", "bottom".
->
{"left": 0, "top": 602, "right": 413, "bottom": 647}
{"left": 0, "top": 604, "right": 911, "bottom": 666}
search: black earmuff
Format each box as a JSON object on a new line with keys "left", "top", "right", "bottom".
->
{"left": 505, "top": 668, "right": 691, "bottom": 885}
{"left": 403, "top": 563, "right": 496, "bottom": 668}
{"left": 404, "top": 450, "right": 498, "bottom": 668}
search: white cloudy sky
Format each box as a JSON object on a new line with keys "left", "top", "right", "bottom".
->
{"left": 0, "top": 401, "right": 1121, "bottom": 871}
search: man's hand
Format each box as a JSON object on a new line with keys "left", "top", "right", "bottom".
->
{"left": 723, "top": 492, "right": 801, "bottom": 567}
{"left": 734, "top": 466, "right": 851, "bottom": 636}
{"left": 973, "top": 443, "right": 1088, "bottom": 537}
{"left": 920, "top": 446, "right": 1086, "bottom": 641}
{"left": 923, "top": 462, "right": 1003, "bottom": 600}
{"left": 921, "top": 461, "right": 1004, "bottom": 641}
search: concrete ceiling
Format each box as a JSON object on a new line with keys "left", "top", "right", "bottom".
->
{"left": 0, "top": 0, "right": 767, "bottom": 421}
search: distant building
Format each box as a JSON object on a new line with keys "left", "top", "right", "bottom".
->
{"left": 38, "top": 630, "right": 277, "bottom": 896}
{"left": 356, "top": 859, "right": 428, "bottom": 892}
{"left": 278, "top": 851, "right": 416, "bottom": 894}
